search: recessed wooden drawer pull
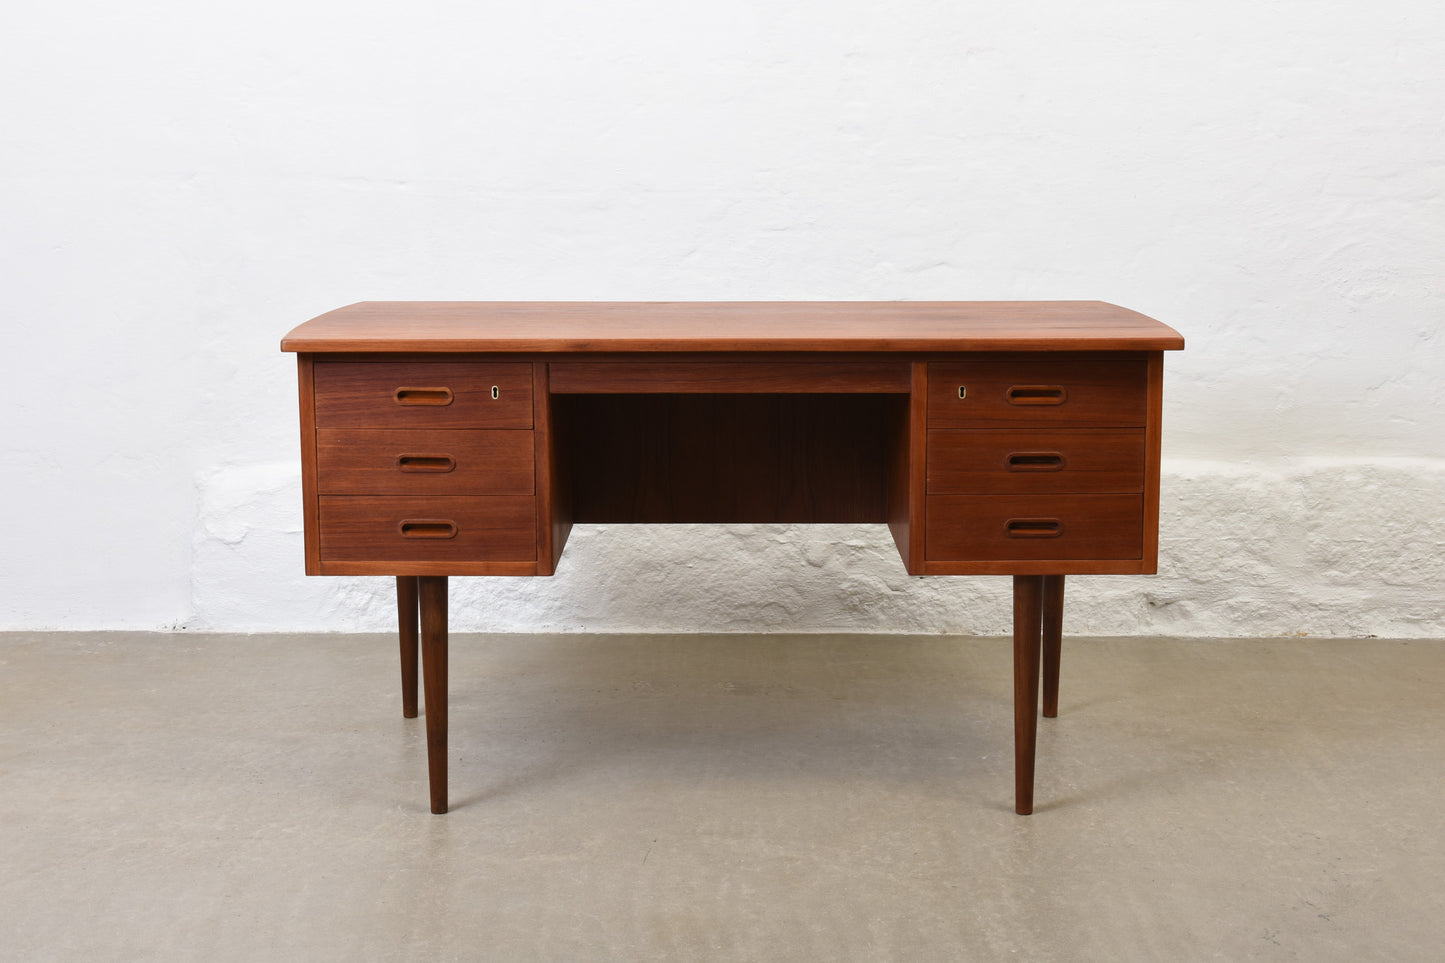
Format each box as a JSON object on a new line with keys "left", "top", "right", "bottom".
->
{"left": 1005, "top": 518, "right": 1064, "bottom": 538}
{"left": 395, "top": 454, "right": 457, "bottom": 473}
{"left": 398, "top": 519, "right": 458, "bottom": 539}
{"left": 1006, "top": 452, "right": 1066, "bottom": 472}
{"left": 1006, "top": 385, "right": 1067, "bottom": 406}
{"left": 393, "top": 387, "right": 454, "bottom": 406}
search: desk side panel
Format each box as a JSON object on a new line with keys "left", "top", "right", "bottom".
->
{"left": 297, "top": 355, "right": 321, "bottom": 575}
{"left": 887, "top": 362, "right": 928, "bottom": 574}
{"left": 1142, "top": 351, "right": 1164, "bottom": 573}
{"left": 535, "top": 362, "right": 571, "bottom": 574}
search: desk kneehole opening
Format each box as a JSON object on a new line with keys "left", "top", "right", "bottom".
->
{"left": 1004, "top": 517, "right": 1064, "bottom": 539}
{"left": 399, "top": 519, "right": 459, "bottom": 539}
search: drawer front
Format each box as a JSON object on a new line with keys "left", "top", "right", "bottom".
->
{"left": 927, "top": 429, "right": 1145, "bottom": 494}
{"left": 926, "top": 494, "right": 1142, "bottom": 561}
{"left": 928, "top": 361, "right": 1146, "bottom": 428}
{"left": 319, "top": 495, "right": 537, "bottom": 562}
{"left": 317, "top": 429, "right": 534, "bottom": 495}
{"left": 314, "top": 362, "right": 534, "bottom": 428}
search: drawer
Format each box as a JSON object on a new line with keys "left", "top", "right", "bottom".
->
{"left": 926, "top": 494, "right": 1142, "bottom": 561}
{"left": 927, "top": 429, "right": 1144, "bottom": 494}
{"left": 319, "top": 495, "right": 537, "bottom": 563}
{"left": 928, "top": 361, "right": 1146, "bottom": 428}
{"left": 314, "top": 362, "right": 533, "bottom": 428}
{"left": 317, "top": 429, "right": 534, "bottom": 495}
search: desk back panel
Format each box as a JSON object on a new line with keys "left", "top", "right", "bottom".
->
{"left": 553, "top": 393, "right": 905, "bottom": 524}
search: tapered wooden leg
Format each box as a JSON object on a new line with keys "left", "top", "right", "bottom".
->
{"left": 418, "top": 576, "right": 449, "bottom": 815}
{"left": 1041, "top": 574, "right": 1065, "bottom": 719}
{"left": 397, "top": 576, "right": 420, "bottom": 719}
{"left": 1013, "top": 575, "right": 1044, "bottom": 815}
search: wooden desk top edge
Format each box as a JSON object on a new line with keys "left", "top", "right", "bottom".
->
{"left": 280, "top": 301, "right": 1185, "bottom": 354}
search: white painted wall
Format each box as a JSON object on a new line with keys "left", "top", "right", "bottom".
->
{"left": 3, "top": 0, "right": 1442, "bottom": 636}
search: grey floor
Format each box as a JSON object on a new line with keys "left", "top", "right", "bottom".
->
{"left": 2, "top": 632, "right": 1442, "bottom": 961}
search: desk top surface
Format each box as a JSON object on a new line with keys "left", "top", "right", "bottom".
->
{"left": 281, "top": 301, "right": 1184, "bottom": 354}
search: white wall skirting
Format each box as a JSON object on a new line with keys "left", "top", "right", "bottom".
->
{"left": 184, "top": 458, "right": 1445, "bottom": 638}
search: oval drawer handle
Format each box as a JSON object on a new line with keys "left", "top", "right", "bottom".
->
{"left": 1006, "top": 451, "right": 1065, "bottom": 472}
{"left": 1006, "top": 385, "right": 1068, "bottom": 406}
{"left": 393, "top": 386, "right": 454, "bottom": 406}
{"left": 1005, "top": 517, "right": 1063, "bottom": 538}
{"left": 396, "top": 454, "right": 457, "bottom": 473}
{"left": 398, "top": 519, "right": 458, "bottom": 539}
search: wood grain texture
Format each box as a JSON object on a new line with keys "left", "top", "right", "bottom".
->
{"left": 281, "top": 302, "right": 1186, "bottom": 354}
{"left": 927, "top": 360, "right": 1148, "bottom": 428}
{"left": 316, "top": 428, "right": 534, "bottom": 495}
{"left": 318, "top": 495, "right": 536, "bottom": 563}
{"left": 925, "top": 493, "right": 1143, "bottom": 562}
{"left": 927, "top": 428, "right": 1145, "bottom": 494}
{"left": 549, "top": 361, "right": 911, "bottom": 393}
{"left": 313, "top": 362, "right": 533, "bottom": 428}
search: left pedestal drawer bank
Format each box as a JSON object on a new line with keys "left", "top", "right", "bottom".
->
{"left": 311, "top": 361, "right": 538, "bottom": 565}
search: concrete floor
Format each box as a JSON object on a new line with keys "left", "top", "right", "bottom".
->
{"left": 2, "top": 632, "right": 1442, "bottom": 961}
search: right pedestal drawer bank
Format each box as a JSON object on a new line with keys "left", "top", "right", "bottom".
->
{"left": 923, "top": 357, "right": 1154, "bottom": 572}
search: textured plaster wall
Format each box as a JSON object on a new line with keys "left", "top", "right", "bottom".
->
{"left": 3, "top": 0, "right": 1443, "bottom": 635}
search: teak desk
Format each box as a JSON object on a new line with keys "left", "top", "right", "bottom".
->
{"left": 282, "top": 302, "right": 1184, "bottom": 814}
